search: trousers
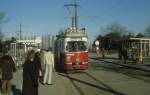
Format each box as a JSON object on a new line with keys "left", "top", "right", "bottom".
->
{"left": 43, "top": 64, "right": 52, "bottom": 84}
{"left": 2, "top": 80, "right": 11, "bottom": 95}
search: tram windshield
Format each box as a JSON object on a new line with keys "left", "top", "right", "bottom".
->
{"left": 66, "top": 41, "right": 87, "bottom": 52}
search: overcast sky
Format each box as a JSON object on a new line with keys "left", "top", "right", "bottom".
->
{"left": 0, "top": 0, "right": 150, "bottom": 41}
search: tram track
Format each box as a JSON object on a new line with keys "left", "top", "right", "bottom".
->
{"left": 58, "top": 71, "right": 125, "bottom": 95}
{"left": 83, "top": 72, "right": 125, "bottom": 95}
{"left": 90, "top": 57, "right": 150, "bottom": 83}
{"left": 90, "top": 57, "right": 150, "bottom": 73}
{"left": 57, "top": 56, "right": 149, "bottom": 95}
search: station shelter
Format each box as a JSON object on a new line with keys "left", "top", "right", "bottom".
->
{"left": 123, "top": 38, "right": 150, "bottom": 60}
{"left": 10, "top": 38, "right": 41, "bottom": 67}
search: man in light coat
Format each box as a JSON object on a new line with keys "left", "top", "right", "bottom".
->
{"left": 43, "top": 47, "right": 54, "bottom": 85}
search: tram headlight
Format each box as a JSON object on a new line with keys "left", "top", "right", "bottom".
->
{"left": 66, "top": 56, "right": 71, "bottom": 62}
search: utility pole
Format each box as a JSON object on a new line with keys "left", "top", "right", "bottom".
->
{"left": 64, "top": 0, "right": 78, "bottom": 32}
{"left": 19, "top": 23, "right": 22, "bottom": 40}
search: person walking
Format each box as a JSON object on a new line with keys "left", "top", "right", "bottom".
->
{"left": 22, "top": 49, "right": 40, "bottom": 95}
{"left": 122, "top": 48, "right": 128, "bottom": 64}
{"left": 0, "top": 53, "right": 16, "bottom": 95}
{"left": 101, "top": 47, "right": 105, "bottom": 58}
{"left": 43, "top": 47, "right": 54, "bottom": 85}
{"left": 34, "top": 49, "right": 42, "bottom": 79}
{"left": 40, "top": 49, "right": 46, "bottom": 80}
{"left": 95, "top": 40, "right": 100, "bottom": 57}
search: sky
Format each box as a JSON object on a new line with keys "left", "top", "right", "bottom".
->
{"left": 0, "top": 0, "right": 150, "bottom": 41}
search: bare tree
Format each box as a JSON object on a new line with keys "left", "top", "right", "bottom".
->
{"left": 0, "top": 12, "right": 6, "bottom": 41}
{"left": 96, "top": 22, "right": 130, "bottom": 50}
{"left": 0, "top": 12, "right": 7, "bottom": 24}
{"left": 144, "top": 24, "right": 150, "bottom": 37}
{"left": 0, "top": 12, "right": 8, "bottom": 41}
{"left": 101, "top": 22, "right": 128, "bottom": 36}
{"left": 136, "top": 33, "right": 145, "bottom": 38}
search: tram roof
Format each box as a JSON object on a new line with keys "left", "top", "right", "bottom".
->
{"left": 56, "top": 31, "right": 87, "bottom": 38}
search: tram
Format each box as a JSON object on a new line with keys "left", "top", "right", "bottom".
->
{"left": 55, "top": 0, "right": 88, "bottom": 71}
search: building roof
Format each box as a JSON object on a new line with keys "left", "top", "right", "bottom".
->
{"left": 130, "top": 38, "right": 150, "bottom": 41}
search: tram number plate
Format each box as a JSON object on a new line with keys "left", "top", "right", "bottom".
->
{"left": 75, "top": 65, "right": 80, "bottom": 69}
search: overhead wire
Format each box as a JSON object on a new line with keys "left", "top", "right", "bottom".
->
{"left": 87, "top": 0, "right": 123, "bottom": 22}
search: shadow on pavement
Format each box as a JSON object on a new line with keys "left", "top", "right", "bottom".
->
{"left": 0, "top": 79, "right": 2, "bottom": 93}
{"left": 58, "top": 73, "right": 125, "bottom": 95}
{"left": 11, "top": 85, "right": 22, "bottom": 95}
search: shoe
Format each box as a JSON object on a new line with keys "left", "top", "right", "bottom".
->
{"left": 41, "top": 82, "right": 46, "bottom": 85}
{"left": 47, "top": 83, "right": 52, "bottom": 85}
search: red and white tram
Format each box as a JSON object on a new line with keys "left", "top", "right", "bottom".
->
{"left": 55, "top": 29, "right": 88, "bottom": 71}
{"left": 55, "top": 0, "right": 88, "bottom": 71}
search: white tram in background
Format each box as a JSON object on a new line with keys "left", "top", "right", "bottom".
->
{"left": 55, "top": 29, "right": 88, "bottom": 71}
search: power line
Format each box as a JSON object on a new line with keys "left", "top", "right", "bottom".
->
{"left": 98, "top": 0, "right": 122, "bottom": 18}
{"left": 86, "top": 0, "right": 123, "bottom": 21}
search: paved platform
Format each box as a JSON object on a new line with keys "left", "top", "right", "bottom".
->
{"left": 0, "top": 53, "right": 150, "bottom": 95}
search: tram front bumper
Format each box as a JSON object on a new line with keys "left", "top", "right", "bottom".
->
{"left": 64, "top": 64, "right": 88, "bottom": 70}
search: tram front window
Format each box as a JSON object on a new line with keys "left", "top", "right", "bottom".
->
{"left": 66, "top": 41, "right": 87, "bottom": 52}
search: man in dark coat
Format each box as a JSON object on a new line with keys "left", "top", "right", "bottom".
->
{"left": 22, "top": 50, "right": 40, "bottom": 95}
{"left": 0, "top": 54, "right": 16, "bottom": 95}
{"left": 122, "top": 48, "right": 128, "bottom": 64}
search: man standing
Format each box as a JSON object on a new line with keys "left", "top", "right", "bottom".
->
{"left": 95, "top": 40, "right": 100, "bottom": 57}
{"left": 0, "top": 54, "right": 16, "bottom": 95}
{"left": 43, "top": 47, "right": 54, "bottom": 85}
{"left": 22, "top": 49, "right": 40, "bottom": 95}
{"left": 122, "top": 48, "right": 128, "bottom": 64}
